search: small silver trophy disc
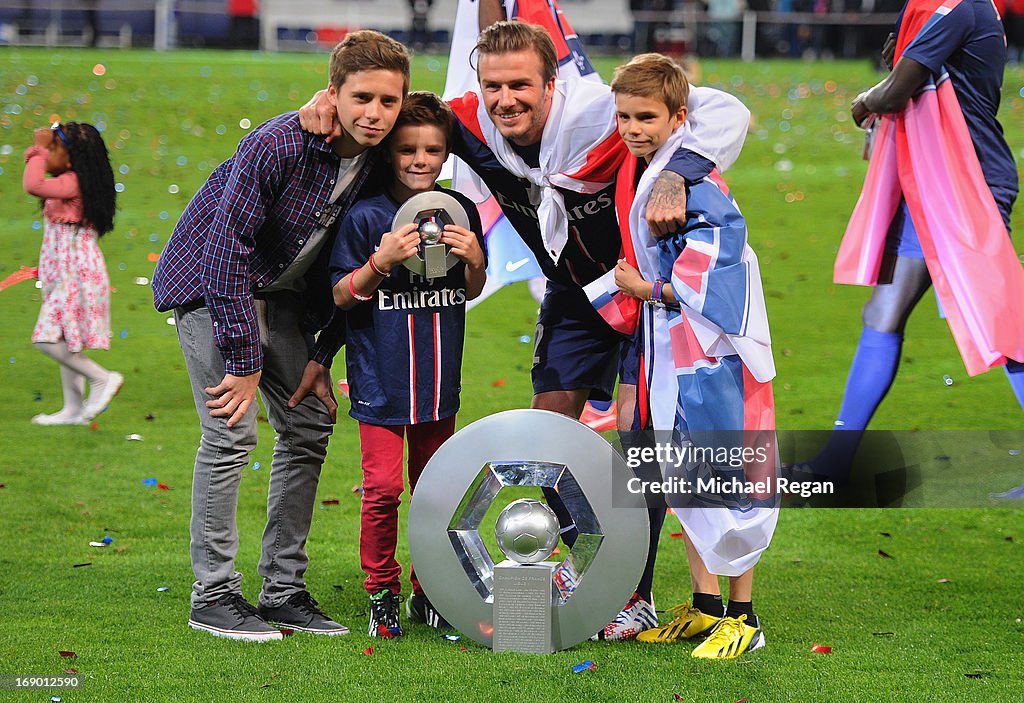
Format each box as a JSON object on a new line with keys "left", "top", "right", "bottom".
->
{"left": 391, "top": 191, "right": 470, "bottom": 280}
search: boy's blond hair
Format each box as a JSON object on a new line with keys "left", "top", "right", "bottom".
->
{"left": 610, "top": 53, "right": 690, "bottom": 115}
{"left": 329, "top": 30, "right": 410, "bottom": 94}
{"left": 474, "top": 21, "right": 558, "bottom": 84}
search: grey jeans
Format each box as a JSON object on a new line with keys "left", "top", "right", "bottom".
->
{"left": 174, "top": 294, "right": 332, "bottom": 608}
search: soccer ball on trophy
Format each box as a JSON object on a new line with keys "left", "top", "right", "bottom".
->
{"left": 494, "top": 498, "right": 560, "bottom": 564}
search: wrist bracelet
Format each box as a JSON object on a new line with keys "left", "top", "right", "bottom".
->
{"left": 368, "top": 253, "right": 389, "bottom": 277}
{"left": 650, "top": 279, "right": 667, "bottom": 307}
{"left": 348, "top": 274, "right": 372, "bottom": 302}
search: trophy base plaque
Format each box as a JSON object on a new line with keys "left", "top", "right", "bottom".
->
{"left": 493, "top": 560, "right": 556, "bottom": 653}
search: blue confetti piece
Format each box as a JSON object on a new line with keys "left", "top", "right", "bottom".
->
{"left": 159, "top": 211, "right": 169, "bottom": 220}
{"left": 102, "top": 536, "right": 113, "bottom": 545}
{"left": 120, "top": 330, "right": 128, "bottom": 339}
{"left": 32, "top": 221, "right": 42, "bottom": 230}
{"left": 519, "top": 335, "right": 531, "bottom": 344}
{"left": 142, "top": 477, "right": 158, "bottom": 486}
{"left": 442, "top": 634, "right": 460, "bottom": 641}
{"left": 8, "top": 357, "right": 15, "bottom": 364}
{"left": 253, "top": 462, "right": 261, "bottom": 471}
{"left": 572, "top": 660, "right": 596, "bottom": 674}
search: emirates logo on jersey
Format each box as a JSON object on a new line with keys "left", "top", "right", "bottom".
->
{"left": 377, "top": 287, "right": 467, "bottom": 311}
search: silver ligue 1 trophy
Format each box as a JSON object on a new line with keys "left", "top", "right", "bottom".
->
{"left": 408, "top": 409, "right": 650, "bottom": 653}
{"left": 391, "top": 191, "right": 469, "bottom": 280}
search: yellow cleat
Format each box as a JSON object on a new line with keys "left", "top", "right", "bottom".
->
{"left": 691, "top": 615, "right": 765, "bottom": 659}
{"left": 635, "top": 602, "right": 721, "bottom": 643}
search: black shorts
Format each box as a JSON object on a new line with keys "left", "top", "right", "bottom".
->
{"left": 532, "top": 281, "right": 625, "bottom": 402}
{"left": 619, "top": 327, "right": 641, "bottom": 386}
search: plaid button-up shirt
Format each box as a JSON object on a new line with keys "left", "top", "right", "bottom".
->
{"left": 153, "top": 112, "right": 379, "bottom": 376}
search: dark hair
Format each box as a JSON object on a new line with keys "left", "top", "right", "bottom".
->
{"left": 61, "top": 122, "right": 116, "bottom": 236}
{"left": 474, "top": 21, "right": 558, "bottom": 84}
{"left": 387, "top": 91, "right": 455, "bottom": 150}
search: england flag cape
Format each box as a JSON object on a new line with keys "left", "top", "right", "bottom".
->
{"left": 628, "top": 126, "right": 778, "bottom": 576}
{"left": 835, "top": 0, "right": 1024, "bottom": 376}
{"left": 582, "top": 87, "right": 751, "bottom": 335}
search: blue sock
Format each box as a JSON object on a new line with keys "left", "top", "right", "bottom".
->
{"left": 835, "top": 327, "right": 903, "bottom": 431}
{"left": 1004, "top": 359, "right": 1024, "bottom": 411}
{"left": 813, "top": 328, "right": 903, "bottom": 477}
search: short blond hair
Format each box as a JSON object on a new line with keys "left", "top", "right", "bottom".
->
{"left": 329, "top": 30, "right": 410, "bottom": 94}
{"left": 610, "top": 53, "right": 690, "bottom": 114}
{"left": 474, "top": 21, "right": 558, "bottom": 84}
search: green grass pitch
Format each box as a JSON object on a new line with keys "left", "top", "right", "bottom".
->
{"left": 0, "top": 48, "right": 1022, "bottom": 701}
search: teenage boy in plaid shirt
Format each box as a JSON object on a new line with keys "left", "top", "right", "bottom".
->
{"left": 152, "top": 31, "right": 409, "bottom": 642}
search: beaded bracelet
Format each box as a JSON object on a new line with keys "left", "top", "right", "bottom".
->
{"left": 348, "top": 274, "right": 372, "bottom": 302}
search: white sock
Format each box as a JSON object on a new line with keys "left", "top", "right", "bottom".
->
{"left": 59, "top": 365, "right": 86, "bottom": 416}
{"left": 35, "top": 341, "right": 109, "bottom": 384}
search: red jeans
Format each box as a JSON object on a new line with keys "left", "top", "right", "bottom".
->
{"left": 358, "top": 416, "right": 456, "bottom": 596}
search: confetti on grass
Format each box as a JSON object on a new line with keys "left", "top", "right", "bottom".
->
{"left": 571, "top": 660, "right": 596, "bottom": 674}
{"left": 810, "top": 644, "right": 832, "bottom": 653}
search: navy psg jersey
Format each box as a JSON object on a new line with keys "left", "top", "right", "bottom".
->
{"left": 329, "top": 187, "right": 484, "bottom": 426}
{"left": 898, "top": 0, "right": 1018, "bottom": 207}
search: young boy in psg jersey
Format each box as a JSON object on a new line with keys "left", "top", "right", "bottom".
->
{"left": 329, "top": 91, "right": 487, "bottom": 638}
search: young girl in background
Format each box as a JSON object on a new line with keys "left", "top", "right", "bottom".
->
{"left": 23, "top": 121, "right": 121, "bottom": 425}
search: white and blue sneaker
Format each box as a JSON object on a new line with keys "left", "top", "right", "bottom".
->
{"left": 599, "top": 592, "right": 658, "bottom": 641}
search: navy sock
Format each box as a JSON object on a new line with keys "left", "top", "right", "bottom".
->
{"left": 725, "top": 600, "right": 757, "bottom": 628}
{"left": 1005, "top": 358, "right": 1024, "bottom": 411}
{"left": 622, "top": 429, "right": 665, "bottom": 604}
{"left": 692, "top": 593, "right": 724, "bottom": 617}
{"left": 812, "top": 328, "right": 902, "bottom": 478}
{"left": 542, "top": 486, "right": 578, "bottom": 548}
{"left": 635, "top": 503, "right": 664, "bottom": 603}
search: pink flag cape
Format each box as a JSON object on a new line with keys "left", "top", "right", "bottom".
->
{"left": 835, "top": 0, "right": 1024, "bottom": 375}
